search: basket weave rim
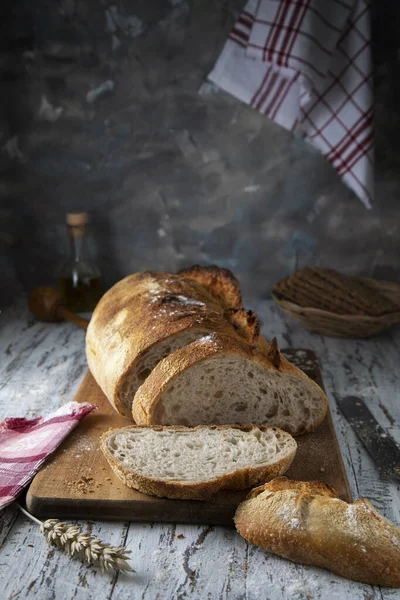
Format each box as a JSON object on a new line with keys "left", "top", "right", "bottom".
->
{"left": 271, "top": 292, "right": 400, "bottom": 325}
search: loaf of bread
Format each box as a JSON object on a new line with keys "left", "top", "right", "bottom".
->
{"left": 101, "top": 425, "right": 297, "bottom": 500}
{"left": 86, "top": 271, "right": 238, "bottom": 417}
{"left": 86, "top": 266, "right": 328, "bottom": 434}
{"left": 234, "top": 477, "right": 400, "bottom": 587}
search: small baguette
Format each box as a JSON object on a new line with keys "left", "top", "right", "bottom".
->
{"left": 101, "top": 425, "right": 297, "bottom": 500}
{"left": 234, "top": 477, "right": 400, "bottom": 587}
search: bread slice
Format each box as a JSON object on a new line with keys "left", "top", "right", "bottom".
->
{"left": 132, "top": 333, "right": 328, "bottom": 435}
{"left": 86, "top": 271, "right": 241, "bottom": 417}
{"left": 101, "top": 425, "right": 297, "bottom": 500}
{"left": 234, "top": 477, "right": 400, "bottom": 587}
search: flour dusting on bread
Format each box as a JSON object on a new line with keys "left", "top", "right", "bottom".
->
{"left": 234, "top": 477, "right": 400, "bottom": 588}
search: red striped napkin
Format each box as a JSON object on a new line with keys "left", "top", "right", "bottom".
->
{"left": 208, "top": 0, "right": 373, "bottom": 208}
{"left": 0, "top": 402, "right": 96, "bottom": 509}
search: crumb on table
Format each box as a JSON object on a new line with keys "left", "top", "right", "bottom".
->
{"left": 67, "top": 476, "right": 96, "bottom": 495}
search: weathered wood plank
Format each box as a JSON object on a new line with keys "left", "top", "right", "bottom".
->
{"left": 244, "top": 544, "right": 380, "bottom": 600}
{"left": 1, "top": 299, "right": 399, "bottom": 599}
{"left": 0, "top": 514, "right": 129, "bottom": 600}
{"left": 0, "top": 505, "right": 19, "bottom": 548}
{"left": 112, "top": 523, "right": 248, "bottom": 600}
{"left": 0, "top": 299, "right": 50, "bottom": 381}
{"left": 0, "top": 321, "right": 87, "bottom": 420}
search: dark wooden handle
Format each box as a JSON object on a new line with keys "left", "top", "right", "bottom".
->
{"left": 28, "top": 287, "right": 89, "bottom": 331}
{"left": 55, "top": 305, "right": 89, "bottom": 331}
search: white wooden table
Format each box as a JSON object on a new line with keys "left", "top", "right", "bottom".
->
{"left": 1, "top": 297, "right": 400, "bottom": 600}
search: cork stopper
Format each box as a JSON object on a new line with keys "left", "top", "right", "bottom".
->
{"left": 67, "top": 212, "right": 88, "bottom": 226}
{"left": 66, "top": 212, "right": 88, "bottom": 237}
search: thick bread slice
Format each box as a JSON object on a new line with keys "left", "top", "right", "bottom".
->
{"left": 234, "top": 477, "right": 400, "bottom": 587}
{"left": 101, "top": 425, "right": 297, "bottom": 500}
{"left": 132, "top": 333, "right": 328, "bottom": 435}
{"left": 86, "top": 272, "right": 241, "bottom": 417}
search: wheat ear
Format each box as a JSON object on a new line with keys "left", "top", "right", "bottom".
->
{"left": 17, "top": 504, "right": 133, "bottom": 573}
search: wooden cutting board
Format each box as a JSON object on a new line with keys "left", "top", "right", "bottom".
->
{"left": 27, "top": 349, "right": 352, "bottom": 525}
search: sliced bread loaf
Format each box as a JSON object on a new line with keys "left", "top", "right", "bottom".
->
{"left": 86, "top": 271, "right": 241, "bottom": 417}
{"left": 132, "top": 333, "right": 328, "bottom": 435}
{"left": 101, "top": 425, "right": 297, "bottom": 500}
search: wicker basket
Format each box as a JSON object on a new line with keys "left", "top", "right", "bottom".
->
{"left": 272, "top": 277, "right": 400, "bottom": 338}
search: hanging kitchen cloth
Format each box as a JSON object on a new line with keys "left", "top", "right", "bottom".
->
{"left": 0, "top": 402, "right": 96, "bottom": 509}
{"left": 207, "top": 0, "right": 373, "bottom": 208}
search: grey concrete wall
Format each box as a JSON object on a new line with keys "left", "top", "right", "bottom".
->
{"left": 1, "top": 0, "right": 399, "bottom": 309}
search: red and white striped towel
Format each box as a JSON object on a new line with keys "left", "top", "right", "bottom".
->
{"left": 0, "top": 402, "right": 96, "bottom": 509}
{"left": 208, "top": 0, "right": 373, "bottom": 208}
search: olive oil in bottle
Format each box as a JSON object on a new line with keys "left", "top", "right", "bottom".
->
{"left": 58, "top": 212, "right": 103, "bottom": 312}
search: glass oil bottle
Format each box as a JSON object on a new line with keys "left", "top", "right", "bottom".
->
{"left": 58, "top": 212, "right": 103, "bottom": 312}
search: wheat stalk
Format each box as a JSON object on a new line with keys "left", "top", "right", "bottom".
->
{"left": 18, "top": 504, "right": 133, "bottom": 573}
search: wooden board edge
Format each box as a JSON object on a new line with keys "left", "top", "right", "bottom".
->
{"left": 26, "top": 489, "right": 237, "bottom": 526}
{"left": 313, "top": 360, "right": 353, "bottom": 503}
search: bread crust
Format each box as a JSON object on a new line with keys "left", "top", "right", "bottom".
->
{"left": 132, "top": 333, "right": 328, "bottom": 434}
{"left": 179, "top": 264, "right": 243, "bottom": 310}
{"left": 86, "top": 272, "right": 239, "bottom": 415}
{"left": 101, "top": 425, "right": 297, "bottom": 501}
{"left": 177, "top": 266, "right": 294, "bottom": 357}
{"left": 87, "top": 267, "right": 328, "bottom": 433}
{"left": 234, "top": 477, "right": 400, "bottom": 587}
{"left": 224, "top": 308, "right": 261, "bottom": 345}
{"left": 180, "top": 266, "right": 264, "bottom": 346}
